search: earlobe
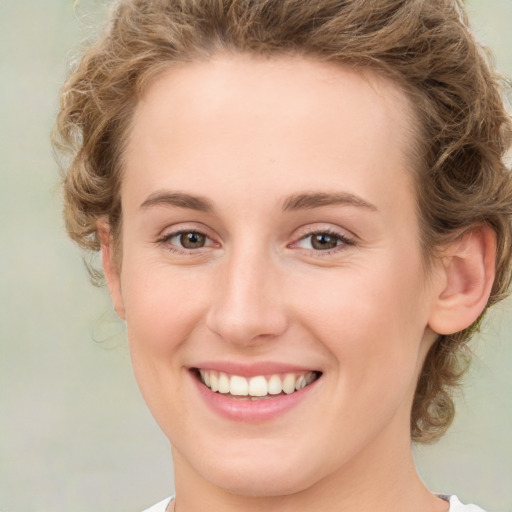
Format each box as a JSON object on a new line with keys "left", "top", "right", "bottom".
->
{"left": 97, "top": 219, "right": 126, "bottom": 319}
{"left": 428, "top": 226, "right": 496, "bottom": 335}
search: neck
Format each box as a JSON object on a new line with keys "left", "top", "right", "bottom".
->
{"left": 170, "top": 418, "right": 448, "bottom": 512}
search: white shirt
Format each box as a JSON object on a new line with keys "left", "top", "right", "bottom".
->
{"left": 444, "top": 495, "right": 486, "bottom": 511}
{"left": 141, "top": 495, "right": 486, "bottom": 511}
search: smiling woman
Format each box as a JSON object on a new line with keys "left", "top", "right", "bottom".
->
{"left": 53, "top": 1, "right": 512, "bottom": 512}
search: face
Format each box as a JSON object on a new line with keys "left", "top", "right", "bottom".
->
{"left": 107, "top": 55, "right": 442, "bottom": 497}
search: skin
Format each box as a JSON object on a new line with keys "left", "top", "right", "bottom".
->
{"left": 100, "top": 55, "right": 495, "bottom": 512}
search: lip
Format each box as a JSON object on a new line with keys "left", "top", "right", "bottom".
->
{"left": 189, "top": 364, "right": 321, "bottom": 423}
{"left": 192, "top": 360, "right": 317, "bottom": 378}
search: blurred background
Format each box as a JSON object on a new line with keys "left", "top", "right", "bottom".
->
{"left": 0, "top": 1, "right": 511, "bottom": 511}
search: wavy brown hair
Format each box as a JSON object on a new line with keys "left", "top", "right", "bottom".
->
{"left": 53, "top": 0, "right": 512, "bottom": 443}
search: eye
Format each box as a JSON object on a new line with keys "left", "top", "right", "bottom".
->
{"left": 158, "top": 229, "right": 217, "bottom": 252}
{"left": 294, "top": 230, "right": 353, "bottom": 252}
{"left": 175, "top": 231, "right": 207, "bottom": 249}
{"left": 308, "top": 232, "right": 340, "bottom": 250}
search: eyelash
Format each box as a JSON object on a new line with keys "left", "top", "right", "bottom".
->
{"left": 156, "top": 230, "right": 217, "bottom": 255}
{"left": 292, "top": 229, "right": 355, "bottom": 255}
{"left": 156, "top": 228, "right": 355, "bottom": 256}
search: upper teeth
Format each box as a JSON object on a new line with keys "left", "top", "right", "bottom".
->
{"left": 198, "top": 370, "right": 317, "bottom": 397}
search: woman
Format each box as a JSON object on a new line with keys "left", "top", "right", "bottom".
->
{"left": 53, "top": 1, "right": 512, "bottom": 511}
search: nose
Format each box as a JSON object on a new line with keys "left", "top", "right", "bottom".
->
{"left": 205, "top": 248, "right": 289, "bottom": 345}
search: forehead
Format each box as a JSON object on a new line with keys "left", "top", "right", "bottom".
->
{"left": 131, "top": 54, "right": 415, "bottom": 147}
{"left": 123, "top": 54, "right": 418, "bottom": 215}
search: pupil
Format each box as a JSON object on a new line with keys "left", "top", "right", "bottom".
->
{"left": 311, "top": 233, "right": 337, "bottom": 250}
{"left": 180, "top": 232, "right": 205, "bottom": 249}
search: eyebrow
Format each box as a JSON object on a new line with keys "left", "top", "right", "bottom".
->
{"left": 282, "top": 192, "right": 377, "bottom": 212}
{"left": 140, "top": 191, "right": 213, "bottom": 212}
{"left": 139, "top": 190, "right": 377, "bottom": 214}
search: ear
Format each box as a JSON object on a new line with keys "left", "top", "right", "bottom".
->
{"left": 428, "top": 225, "right": 496, "bottom": 335}
{"left": 97, "top": 219, "right": 126, "bottom": 319}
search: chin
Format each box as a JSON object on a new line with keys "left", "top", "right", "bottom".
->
{"left": 187, "top": 444, "right": 326, "bottom": 498}
{"left": 205, "top": 464, "right": 315, "bottom": 497}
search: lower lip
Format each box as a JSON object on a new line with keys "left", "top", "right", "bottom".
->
{"left": 191, "top": 372, "right": 320, "bottom": 423}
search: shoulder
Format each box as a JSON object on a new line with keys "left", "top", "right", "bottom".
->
{"left": 442, "top": 495, "right": 486, "bottom": 512}
{"left": 140, "top": 497, "right": 173, "bottom": 512}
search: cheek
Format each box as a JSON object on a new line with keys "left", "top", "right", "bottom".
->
{"left": 121, "top": 264, "right": 208, "bottom": 353}
{"left": 119, "top": 264, "right": 209, "bottom": 432}
{"left": 289, "top": 256, "right": 429, "bottom": 386}
{"left": 118, "top": 262, "right": 212, "bottom": 420}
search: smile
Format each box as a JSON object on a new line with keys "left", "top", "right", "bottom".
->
{"left": 197, "top": 369, "right": 319, "bottom": 399}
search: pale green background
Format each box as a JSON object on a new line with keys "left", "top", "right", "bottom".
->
{"left": 0, "top": 1, "right": 511, "bottom": 511}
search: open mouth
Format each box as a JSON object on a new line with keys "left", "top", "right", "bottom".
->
{"left": 193, "top": 368, "right": 321, "bottom": 400}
